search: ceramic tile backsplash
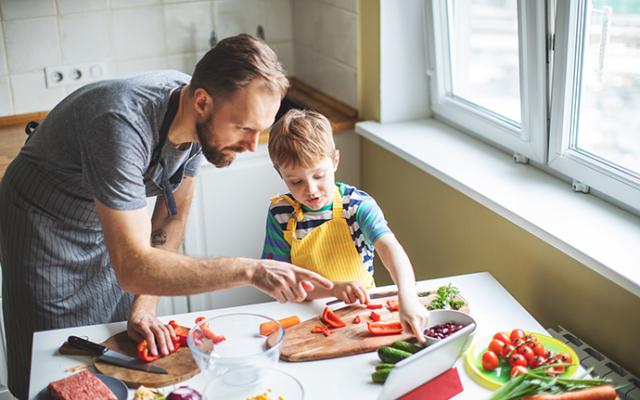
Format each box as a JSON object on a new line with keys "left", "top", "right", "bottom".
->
{"left": 60, "top": 11, "right": 112, "bottom": 63}
{"left": 0, "top": 0, "right": 354, "bottom": 115}
{"left": 292, "top": 0, "right": 358, "bottom": 109}
{"left": 0, "top": 0, "right": 56, "bottom": 20}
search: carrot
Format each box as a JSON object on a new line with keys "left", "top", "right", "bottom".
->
{"left": 259, "top": 315, "right": 300, "bottom": 336}
{"left": 522, "top": 385, "right": 617, "bottom": 400}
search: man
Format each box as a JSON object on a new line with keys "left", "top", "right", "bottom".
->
{"left": 0, "top": 34, "right": 332, "bottom": 399}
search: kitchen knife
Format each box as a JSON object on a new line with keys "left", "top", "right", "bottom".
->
{"left": 67, "top": 335, "right": 168, "bottom": 375}
{"left": 325, "top": 289, "right": 434, "bottom": 306}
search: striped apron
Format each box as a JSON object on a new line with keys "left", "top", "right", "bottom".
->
{"left": 279, "top": 187, "right": 375, "bottom": 288}
{"left": 0, "top": 87, "right": 185, "bottom": 399}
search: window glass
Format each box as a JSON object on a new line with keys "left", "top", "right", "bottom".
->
{"left": 576, "top": 0, "right": 640, "bottom": 176}
{"left": 448, "top": 0, "right": 521, "bottom": 122}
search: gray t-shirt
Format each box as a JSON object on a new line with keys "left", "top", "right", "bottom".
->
{"left": 22, "top": 69, "right": 204, "bottom": 213}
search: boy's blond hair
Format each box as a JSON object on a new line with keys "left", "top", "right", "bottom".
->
{"left": 268, "top": 109, "right": 336, "bottom": 170}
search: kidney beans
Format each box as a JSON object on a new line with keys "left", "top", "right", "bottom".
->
{"left": 424, "top": 321, "right": 466, "bottom": 340}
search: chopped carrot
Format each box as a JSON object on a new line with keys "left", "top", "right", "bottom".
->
{"left": 259, "top": 315, "right": 301, "bottom": 336}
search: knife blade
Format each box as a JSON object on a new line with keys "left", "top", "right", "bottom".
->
{"left": 67, "top": 335, "right": 168, "bottom": 375}
{"left": 325, "top": 289, "right": 399, "bottom": 306}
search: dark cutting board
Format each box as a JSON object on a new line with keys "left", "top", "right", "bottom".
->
{"left": 60, "top": 330, "right": 199, "bottom": 388}
{"left": 268, "top": 292, "right": 469, "bottom": 362}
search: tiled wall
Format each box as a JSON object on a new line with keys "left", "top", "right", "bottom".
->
{"left": 0, "top": 0, "right": 294, "bottom": 116}
{"left": 292, "top": 0, "right": 357, "bottom": 108}
{"left": 0, "top": 0, "right": 359, "bottom": 116}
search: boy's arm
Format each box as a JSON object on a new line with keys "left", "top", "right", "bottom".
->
{"left": 374, "top": 234, "right": 428, "bottom": 342}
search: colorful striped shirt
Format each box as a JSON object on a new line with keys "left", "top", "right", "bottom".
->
{"left": 261, "top": 182, "right": 391, "bottom": 275}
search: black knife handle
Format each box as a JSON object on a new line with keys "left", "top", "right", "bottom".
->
{"left": 67, "top": 336, "right": 108, "bottom": 356}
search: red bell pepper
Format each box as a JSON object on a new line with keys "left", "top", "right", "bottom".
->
{"left": 367, "top": 303, "right": 383, "bottom": 309}
{"left": 370, "top": 311, "right": 381, "bottom": 322}
{"left": 137, "top": 340, "right": 160, "bottom": 363}
{"left": 321, "top": 307, "right": 346, "bottom": 328}
{"left": 168, "top": 320, "right": 189, "bottom": 347}
{"left": 195, "top": 316, "right": 227, "bottom": 344}
{"left": 353, "top": 315, "right": 361, "bottom": 324}
{"left": 311, "top": 325, "right": 328, "bottom": 333}
{"left": 323, "top": 329, "right": 334, "bottom": 337}
{"left": 386, "top": 300, "right": 399, "bottom": 312}
{"left": 367, "top": 321, "right": 404, "bottom": 336}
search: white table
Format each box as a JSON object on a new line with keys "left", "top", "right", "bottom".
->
{"left": 29, "top": 272, "right": 565, "bottom": 399}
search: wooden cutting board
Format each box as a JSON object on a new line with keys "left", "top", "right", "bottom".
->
{"left": 60, "top": 331, "right": 199, "bottom": 388}
{"left": 269, "top": 293, "right": 469, "bottom": 362}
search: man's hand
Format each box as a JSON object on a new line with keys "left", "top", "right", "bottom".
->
{"left": 127, "top": 307, "right": 175, "bottom": 357}
{"left": 250, "top": 259, "right": 334, "bottom": 303}
{"left": 398, "top": 294, "right": 430, "bottom": 344}
{"left": 332, "top": 281, "right": 370, "bottom": 305}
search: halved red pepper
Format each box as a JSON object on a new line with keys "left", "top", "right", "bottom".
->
{"left": 386, "top": 300, "right": 399, "bottom": 312}
{"left": 353, "top": 315, "right": 361, "bottom": 324}
{"left": 370, "top": 311, "right": 381, "bottom": 322}
{"left": 321, "top": 307, "right": 346, "bottom": 328}
{"left": 168, "top": 320, "right": 189, "bottom": 347}
{"left": 195, "top": 316, "right": 226, "bottom": 344}
{"left": 367, "top": 321, "right": 403, "bottom": 336}
{"left": 137, "top": 339, "right": 160, "bottom": 363}
{"left": 367, "top": 303, "right": 383, "bottom": 309}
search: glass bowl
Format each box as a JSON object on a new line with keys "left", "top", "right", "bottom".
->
{"left": 203, "top": 367, "right": 304, "bottom": 400}
{"left": 187, "top": 313, "right": 285, "bottom": 378}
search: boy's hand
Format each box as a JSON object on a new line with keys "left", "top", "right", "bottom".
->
{"left": 251, "top": 259, "right": 333, "bottom": 303}
{"left": 398, "top": 294, "right": 429, "bottom": 344}
{"left": 332, "top": 281, "right": 370, "bottom": 305}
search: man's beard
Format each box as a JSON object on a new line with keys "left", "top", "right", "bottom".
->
{"left": 196, "top": 114, "right": 244, "bottom": 168}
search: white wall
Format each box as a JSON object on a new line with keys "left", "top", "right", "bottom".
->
{"left": 0, "top": 0, "right": 295, "bottom": 116}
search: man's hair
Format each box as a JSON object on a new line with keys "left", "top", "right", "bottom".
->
{"left": 191, "top": 33, "right": 289, "bottom": 100}
{"left": 268, "top": 109, "right": 336, "bottom": 170}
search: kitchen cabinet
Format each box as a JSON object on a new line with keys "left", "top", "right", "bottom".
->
{"left": 183, "top": 143, "right": 288, "bottom": 311}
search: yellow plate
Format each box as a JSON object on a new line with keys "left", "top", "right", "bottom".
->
{"left": 464, "top": 332, "right": 579, "bottom": 390}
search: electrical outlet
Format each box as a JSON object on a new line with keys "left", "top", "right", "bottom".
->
{"left": 44, "top": 62, "right": 108, "bottom": 89}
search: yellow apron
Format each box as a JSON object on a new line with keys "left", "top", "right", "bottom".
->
{"left": 275, "top": 187, "right": 375, "bottom": 288}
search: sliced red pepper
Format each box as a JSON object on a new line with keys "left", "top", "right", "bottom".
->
{"left": 168, "top": 320, "right": 189, "bottom": 347}
{"left": 311, "top": 325, "right": 328, "bottom": 333}
{"left": 195, "top": 316, "right": 226, "bottom": 344}
{"left": 353, "top": 315, "right": 361, "bottom": 324}
{"left": 321, "top": 307, "right": 346, "bottom": 328}
{"left": 323, "top": 329, "right": 334, "bottom": 337}
{"left": 367, "top": 303, "right": 383, "bottom": 309}
{"left": 386, "top": 300, "right": 399, "bottom": 312}
{"left": 367, "top": 321, "right": 404, "bottom": 336}
{"left": 370, "top": 311, "right": 381, "bottom": 322}
{"left": 137, "top": 340, "right": 160, "bottom": 363}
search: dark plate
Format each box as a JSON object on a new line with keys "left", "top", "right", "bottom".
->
{"left": 35, "top": 373, "right": 128, "bottom": 400}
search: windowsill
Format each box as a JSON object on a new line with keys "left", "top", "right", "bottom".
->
{"left": 356, "top": 118, "right": 640, "bottom": 297}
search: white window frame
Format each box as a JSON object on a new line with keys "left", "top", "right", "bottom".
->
{"left": 548, "top": 0, "right": 640, "bottom": 212}
{"left": 428, "top": 0, "right": 548, "bottom": 163}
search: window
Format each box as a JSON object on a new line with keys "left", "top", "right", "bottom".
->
{"left": 428, "top": 0, "right": 640, "bottom": 213}
{"left": 429, "top": 0, "right": 547, "bottom": 162}
{"left": 549, "top": 0, "right": 640, "bottom": 211}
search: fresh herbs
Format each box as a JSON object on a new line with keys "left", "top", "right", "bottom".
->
{"left": 490, "top": 365, "right": 613, "bottom": 400}
{"left": 424, "top": 284, "right": 465, "bottom": 311}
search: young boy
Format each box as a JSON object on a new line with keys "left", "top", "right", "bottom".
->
{"left": 262, "top": 109, "right": 429, "bottom": 341}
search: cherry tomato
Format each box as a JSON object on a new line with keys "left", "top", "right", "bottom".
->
{"left": 511, "top": 337, "right": 525, "bottom": 348}
{"left": 559, "top": 353, "right": 573, "bottom": 364}
{"left": 546, "top": 366, "right": 563, "bottom": 376}
{"left": 510, "top": 329, "right": 526, "bottom": 343}
{"left": 519, "top": 345, "right": 535, "bottom": 362}
{"left": 501, "top": 344, "right": 515, "bottom": 359}
{"left": 488, "top": 339, "right": 506, "bottom": 355}
{"left": 528, "top": 354, "right": 545, "bottom": 369}
{"left": 493, "top": 332, "right": 511, "bottom": 346}
{"left": 524, "top": 334, "right": 538, "bottom": 343}
{"left": 509, "top": 353, "right": 528, "bottom": 367}
{"left": 482, "top": 350, "right": 500, "bottom": 371}
{"left": 510, "top": 365, "right": 528, "bottom": 378}
{"left": 544, "top": 350, "right": 556, "bottom": 360}
{"left": 532, "top": 342, "right": 546, "bottom": 357}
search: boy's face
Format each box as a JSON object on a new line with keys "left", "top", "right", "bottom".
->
{"left": 279, "top": 152, "right": 340, "bottom": 211}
